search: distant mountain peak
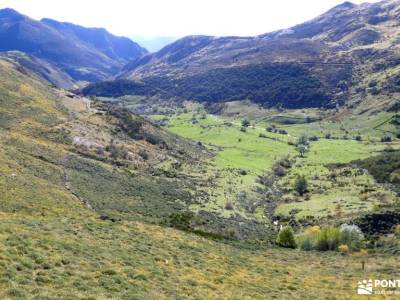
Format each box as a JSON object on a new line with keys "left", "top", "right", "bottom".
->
{"left": 0, "top": 7, "right": 20, "bottom": 15}
{"left": 0, "top": 8, "right": 147, "bottom": 84}
{"left": 0, "top": 7, "right": 25, "bottom": 19}
{"left": 332, "top": 1, "right": 357, "bottom": 10}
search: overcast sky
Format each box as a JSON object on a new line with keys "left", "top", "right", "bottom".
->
{"left": 0, "top": 0, "right": 380, "bottom": 38}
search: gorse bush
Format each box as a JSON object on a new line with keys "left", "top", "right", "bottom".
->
{"left": 338, "top": 244, "right": 350, "bottom": 254}
{"left": 276, "top": 226, "right": 297, "bottom": 249}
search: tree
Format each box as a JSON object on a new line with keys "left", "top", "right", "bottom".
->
{"left": 297, "top": 144, "right": 308, "bottom": 157}
{"left": 294, "top": 175, "right": 308, "bottom": 196}
{"left": 297, "top": 135, "right": 309, "bottom": 146}
{"left": 276, "top": 226, "right": 297, "bottom": 249}
{"left": 241, "top": 118, "right": 250, "bottom": 127}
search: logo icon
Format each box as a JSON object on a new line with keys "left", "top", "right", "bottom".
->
{"left": 358, "top": 279, "right": 373, "bottom": 295}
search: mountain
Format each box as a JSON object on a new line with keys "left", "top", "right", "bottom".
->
{"left": 83, "top": 0, "right": 400, "bottom": 110}
{"left": 0, "top": 8, "right": 147, "bottom": 84}
{"left": 131, "top": 35, "right": 178, "bottom": 52}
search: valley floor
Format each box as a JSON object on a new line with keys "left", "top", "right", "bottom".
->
{"left": 152, "top": 108, "right": 400, "bottom": 225}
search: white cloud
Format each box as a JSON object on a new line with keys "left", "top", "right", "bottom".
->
{"left": 0, "top": 0, "right": 380, "bottom": 38}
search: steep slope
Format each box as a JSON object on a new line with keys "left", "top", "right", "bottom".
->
{"left": 0, "top": 56, "right": 200, "bottom": 220}
{"left": 84, "top": 0, "right": 400, "bottom": 110}
{"left": 0, "top": 8, "right": 147, "bottom": 84}
{"left": 0, "top": 51, "right": 77, "bottom": 89}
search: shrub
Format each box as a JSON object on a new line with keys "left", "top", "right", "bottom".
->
{"left": 278, "top": 129, "right": 288, "bottom": 135}
{"left": 241, "top": 118, "right": 250, "bottom": 127}
{"left": 294, "top": 175, "right": 308, "bottom": 196}
{"left": 338, "top": 244, "right": 350, "bottom": 254}
{"left": 167, "top": 212, "right": 194, "bottom": 230}
{"left": 276, "top": 226, "right": 297, "bottom": 249}
{"left": 297, "top": 234, "right": 314, "bottom": 251}
{"left": 278, "top": 156, "right": 292, "bottom": 169}
{"left": 239, "top": 169, "right": 247, "bottom": 176}
{"left": 339, "top": 224, "right": 364, "bottom": 251}
{"left": 315, "top": 227, "right": 341, "bottom": 251}
{"left": 240, "top": 127, "right": 247, "bottom": 132}
{"left": 273, "top": 165, "right": 287, "bottom": 177}
{"left": 138, "top": 150, "right": 149, "bottom": 160}
{"left": 144, "top": 133, "right": 163, "bottom": 145}
{"left": 297, "top": 144, "right": 308, "bottom": 157}
{"left": 108, "top": 143, "right": 129, "bottom": 160}
{"left": 297, "top": 135, "right": 309, "bottom": 146}
{"left": 369, "top": 80, "right": 377, "bottom": 87}
{"left": 305, "top": 226, "right": 320, "bottom": 234}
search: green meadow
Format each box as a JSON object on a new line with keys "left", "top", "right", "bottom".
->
{"left": 154, "top": 109, "right": 400, "bottom": 222}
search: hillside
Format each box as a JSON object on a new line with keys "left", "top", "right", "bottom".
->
{"left": 0, "top": 51, "right": 77, "bottom": 89}
{"left": 0, "top": 8, "right": 147, "bottom": 85}
{"left": 83, "top": 0, "right": 400, "bottom": 111}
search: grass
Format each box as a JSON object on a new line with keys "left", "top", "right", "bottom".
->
{"left": 305, "top": 139, "right": 387, "bottom": 165}
{"left": 2, "top": 208, "right": 400, "bottom": 299}
{"left": 163, "top": 113, "right": 296, "bottom": 220}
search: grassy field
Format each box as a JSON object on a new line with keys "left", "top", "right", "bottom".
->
{"left": 161, "top": 113, "right": 296, "bottom": 220}
{"left": 154, "top": 108, "right": 400, "bottom": 223}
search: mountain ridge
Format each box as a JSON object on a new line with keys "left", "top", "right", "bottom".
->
{"left": 0, "top": 8, "right": 147, "bottom": 85}
{"left": 80, "top": 0, "right": 400, "bottom": 110}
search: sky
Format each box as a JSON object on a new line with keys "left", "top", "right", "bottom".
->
{"left": 0, "top": 0, "right": 380, "bottom": 38}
